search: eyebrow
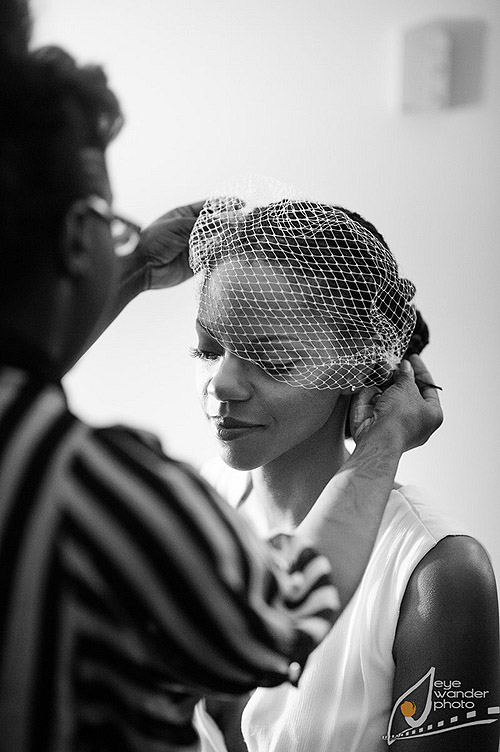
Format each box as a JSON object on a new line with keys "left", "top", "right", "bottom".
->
{"left": 243, "top": 332, "right": 308, "bottom": 348}
{"left": 197, "top": 319, "right": 297, "bottom": 344}
{"left": 196, "top": 320, "right": 311, "bottom": 361}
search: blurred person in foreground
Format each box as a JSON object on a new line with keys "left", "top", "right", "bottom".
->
{"left": 0, "top": 5, "right": 444, "bottom": 751}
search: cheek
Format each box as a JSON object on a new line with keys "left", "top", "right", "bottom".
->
{"left": 274, "top": 388, "right": 341, "bottom": 436}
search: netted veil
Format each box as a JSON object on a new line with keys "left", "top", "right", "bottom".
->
{"left": 189, "top": 177, "right": 416, "bottom": 391}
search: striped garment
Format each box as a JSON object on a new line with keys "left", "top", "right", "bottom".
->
{"left": 0, "top": 365, "right": 337, "bottom": 752}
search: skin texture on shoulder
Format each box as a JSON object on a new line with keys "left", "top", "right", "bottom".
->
{"left": 392, "top": 534, "right": 500, "bottom": 751}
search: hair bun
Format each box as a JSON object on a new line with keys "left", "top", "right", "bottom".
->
{"left": 404, "top": 309, "right": 429, "bottom": 357}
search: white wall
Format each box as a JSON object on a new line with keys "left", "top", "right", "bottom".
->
{"left": 32, "top": 0, "right": 500, "bottom": 579}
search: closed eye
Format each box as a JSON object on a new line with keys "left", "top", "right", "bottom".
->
{"left": 260, "top": 361, "right": 298, "bottom": 376}
{"left": 188, "top": 347, "right": 222, "bottom": 361}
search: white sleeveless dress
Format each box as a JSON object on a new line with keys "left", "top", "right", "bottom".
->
{"left": 195, "top": 459, "right": 469, "bottom": 752}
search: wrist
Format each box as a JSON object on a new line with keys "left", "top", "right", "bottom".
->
{"left": 353, "top": 420, "right": 406, "bottom": 460}
{"left": 118, "top": 251, "right": 148, "bottom": 298}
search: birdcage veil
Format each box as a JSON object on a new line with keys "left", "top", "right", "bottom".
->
{"left": 189, "top": 177, "right": 416, "bottom": 390}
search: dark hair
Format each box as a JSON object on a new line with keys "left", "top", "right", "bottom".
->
{"left": 0, "top": 0, "right": 32, "bottom": 61}
{"left": 334, "top": 206, "right": 390, "bottom": 250}
{"left": 0, "top": 45, "right": 123, "bottom": 275}
{"left": 203, "top": 199, "right": 414, "bottom": 327}
{"left": 403, "top": 309, "right": 429, "bottom": 357}
{"left": 203, "top": 200, "right": 391, "bottom": 278}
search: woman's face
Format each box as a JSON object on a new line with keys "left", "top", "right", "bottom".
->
{"left": 193, "top": 261, "right": 347, "bottom": 471}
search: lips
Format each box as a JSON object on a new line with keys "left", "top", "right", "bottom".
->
{"left": 214, "top": 417, "right": 259, "bottom": 429}
{"left": 210, "top": 416, "right": 264, "bottom": 440}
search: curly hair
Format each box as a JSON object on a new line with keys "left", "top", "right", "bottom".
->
{"left": 0, "top": 0, "right": 32, "bottom": 60}
{"left": 0, "top": 44, "right": 123, "bottom": 271}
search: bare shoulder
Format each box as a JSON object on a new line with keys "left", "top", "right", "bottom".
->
{"left": 392, "top": 538, "right": 499, "bottom": 750}
{"left": 399, "top": 535, "right": 497, "bottom": 624}
{"left": 419, "top": 534, "right": 494, "bottom": 575}
{"left": 394, "top": 533, "right": 499, "bottom": 670}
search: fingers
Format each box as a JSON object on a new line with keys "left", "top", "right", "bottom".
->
{"left": 183, "top": 200, "right": 206, "bottom": 218}
{"left": 406, "top": 355, "right": 443, "bottom": 415}
{"left": 408, "top": 353, "right": 435, "bottom": 387}
{"left": 352, "top": 386, "right": 382, "bottom": 410}
{"left": 399, "top": 356, "right": 443, "bottom": 433}
{"left": 350, "top": 359, "right": 444, "bottom": 449}
{"left": 349, "top": 386, "right": 382, "bottom": 440}
{"left": 147, "top": 200, "right": 206, "bottom": 226}
{"left": 141, "top": 215, "right": 197, "bottom": 251}
{"left": 394, "top": 356, "right": 441, "bottom": 397}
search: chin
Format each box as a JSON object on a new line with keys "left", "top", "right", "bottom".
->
{"left": 216, "top": 443, "right": 262, "bottom": 472}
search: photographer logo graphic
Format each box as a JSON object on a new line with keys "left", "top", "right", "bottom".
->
{"left": 383, "top": 666, "right": 499, "bottom": 744}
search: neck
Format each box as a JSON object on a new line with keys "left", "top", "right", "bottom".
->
{"left": 250, "top": 399, "right": 350, "bottom": 529}
{"left": 0, "top": 272, "right": 76, "bottom": 381}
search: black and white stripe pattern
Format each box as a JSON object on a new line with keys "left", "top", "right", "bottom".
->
{"left": 0, "top": 366, "right": 337, "bottom": 751}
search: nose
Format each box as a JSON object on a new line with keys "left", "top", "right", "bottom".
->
{"left": 207, "top": 351, "right": 253, "bottom": 403}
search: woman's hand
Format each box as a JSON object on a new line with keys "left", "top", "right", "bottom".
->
{"left": 133, "top": 200, "right": 205, "bottom": 291}
{"left": 66, "top": 201, "right": 205, "bottom": 374}
{"left": 350, "top": 354, "right": 443, "bottom": 452}
{"left": 300, "top": 354, "right": 442, "bottom": 611}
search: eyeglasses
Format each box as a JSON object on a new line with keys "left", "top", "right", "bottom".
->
{"left": 85, "top": 195, "right": 142, "bottom": 257}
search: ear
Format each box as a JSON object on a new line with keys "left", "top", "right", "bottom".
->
{"left": 57, "top": 200, "right": 92, "bottom": 278}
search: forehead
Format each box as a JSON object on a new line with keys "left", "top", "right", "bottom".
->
{"left": 196, "top": 258, "right": 379, "bottom": 390}
{"left": 200, "top": 259, "right": 330, "bottom": 338}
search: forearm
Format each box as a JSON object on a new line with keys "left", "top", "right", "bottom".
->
{"left": 108, "top": 252, "right": 149, "bottom": 320}
{"left": 62, "top": 202, "right": 201, "bottom": 375}
{"left": 297, "top": 425, "right": 404, "bottom": 611}
{"left": 63, "top": 254, "right": 146, "bottom": 374}
{"left": 93, "top": 253, "right": 147, "bottom": 340}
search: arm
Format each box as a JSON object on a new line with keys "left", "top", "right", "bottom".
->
{"left": 391, "top": 535, "right": 499, "bottom": 750}
{"left": 297, "top": 354, "right": 443, "bottom": 610}
{"left": 112, "top": 199, "right": 204, "bottom": 306}
{"left": 65, "top": 201, "right": 204, "bottom": 373}
{"left": 95, "top": 425, "right": 336, "bottom": 695}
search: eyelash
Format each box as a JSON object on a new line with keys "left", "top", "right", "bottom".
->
{"left": 264, "top": 363, "right": 296, "bottom": 375}
{"left": 188, "top": 347, "right": 222, "bottom": 361}
{"left": 188, "top": 348, "right": 296, "bottom": 376}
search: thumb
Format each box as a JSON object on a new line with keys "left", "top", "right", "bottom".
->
{"left": 394, "top": 358, "right": 414, "bottom": 382}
